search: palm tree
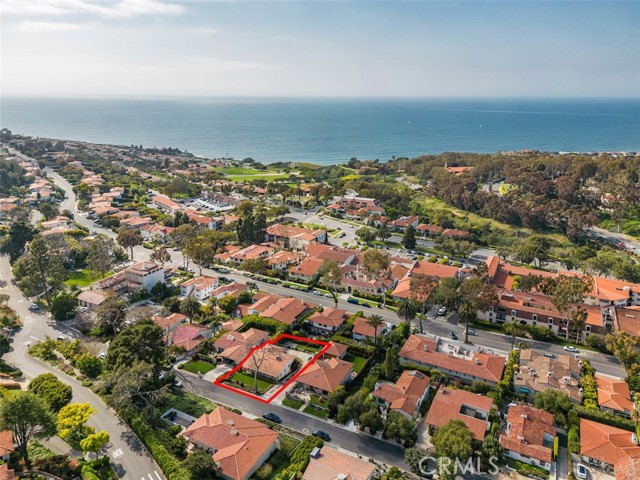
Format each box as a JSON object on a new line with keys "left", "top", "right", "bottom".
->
{"left": 205, "top": 296, "right": 218, "bottom": 315}
{"left": 397, "top": 299, "right": 418, "bottom": 331}
{"left": 179, "top": 294, "right": 201, "bottom": 321}
{"left": 503, "top": 320, "right": 527, "bottom": 350}
{"left": 366, "top": 314, "right": 385, "bottom": 347}
{"left": 459, "top": 300, "right": 477, "bottom": 344}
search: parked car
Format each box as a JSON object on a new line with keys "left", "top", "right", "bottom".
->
{"left": 29, "top": 303, "right": 40, "bottom": 311}
{"left": 563, "top": 346, "right": 579, "bottom": 353}
{"left": 437, "top": 307, "right": 447, "bottom": 316}
{"left": 576, "top": 463, "right": 587, "bottom": 479}
{"left": 262, "top": 412, "right": 281, "bottom": 423}
{"left": 324, "top": 293, "right": 333, "bottom": 298}
{"left": 543, "top": 353, "right": 557, "bottom": 359}
{"left": 98, "top": 352, "right": 107, "bottom": 359}
{"left": 448, "top": 331, "right": 458, "bottom": 340}
{"left": 464, "top": 328, "right": 476, "bottom": 336}
{"left": 218, "top": 268, "right": 229, "bottom": 274}
{"left": 347, "top": 297, "right": 360, "bottom": 305}
{"left": 312, "top": 290, "right": 323, "bottom": 296}
{"left": 173, "top": 380, "right": 184, "bottom": 389}
{"left": 312, "top": 430, "right": 331, "bottom": 441}
{"left": 219, "top": 276, "right": 230, "bottom": 283}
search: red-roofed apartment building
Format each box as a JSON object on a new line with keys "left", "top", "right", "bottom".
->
{"left": 152, "top": 194, "right": 182, "bottom": 214}
{"left": 500, "top": 405, "right": 557, "bottom": 471}
{"left": 265, "top": 224, "right": 327, "bottom": 251}
{"left": 181, "top": 407, "right": 279, "bottom": 480}
{"left": 388, "top": 216, "right": 419, "bottom": 232}
{"left": 180, "top": 275, "right": 218, "bottom": 302}
{"left": 373, "top": 370, "right": 431, "bottom": 419}
{"left": 580, "top": 419, "right": 640, "bottom": 479}
{"left": 399, "top": 334, "right": 505, "bottom": 386}
{"left": 425, "top": 386, "right": 493, "bottom": 441}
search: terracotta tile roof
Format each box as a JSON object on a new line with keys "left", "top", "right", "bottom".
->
{"left": 324, "top": 342, "right": 348, "bottom": 358}
{"left": 580, "top": 419, "right": 640, "bottom": 469}
{"left": 417, "top": 224, "right": 441, "bottom": 234}
{"left": 596, "top": 374, "right": 635, "bottom": 414}
{"left": 182, "top": 407, "right": 279, "bottom": 480}
{"left": 499, "top": 406, "right": 556, "bottom": 463}
{"left": 425, "top": 386, "right": 493, "bottom": 441}
{"left": 153, "top": 195, "right": 182, "bottom": 211}
{"left": 296, "top": 357, "right": 353, "bottom": 393}
{"left": 211, "top": 282, "right": 246, "bottom": 298}
{"left": 181, "top": 275, "right": 217, "bottom": 291}
{"left": 169, "top": 324, "right": 210, "bottom": 350}
{"left": 221, "top": 319, "right": 244, "bottom": 332}
{"left": 373, "top": 370, "right": 430, "bottom": 417}
{"left": 215, "top": 328, "right": 269, "bottom": 357}
{"left": 444, "top": 166, "right": 474, "bottom": 174}
{"left": 308, "top": 308, "right": 349, "bottom": 328}
{"left": 409, "top": 261, "right": 459, "bottom": 280}
{"left": 77, "top": 290, "right": 108, "bottom": 306}
{"left": 0, "top": 464, "right": 15, "bottom": 480}
{"left": 290, "top": 257, "right": 325, "bottom": 277}
{"left": 442, "top": 228, "right": 470, "bottom": 237}
{"left": 491, "top": 262, "right": 555, "bottom": 290}
{"left": 0, "top": 430, "right": 14, "bottom": 457}
{"left": 260, "top": 297, "right": 314, "bottom": 325}
{"left": 353, "top": 317, "right": 385, "bottom": 338}
{"left": 268, "top": 250, "right": 303, "bottom": 266}
{"left": 266, "top": 224, "right": 325, "bottom": 241}
{"left": 126, "top": 261, "right": 162, "bottom": 276}
{"left": 613, "top": 307, "right": 640, "bottom": 337}
{"left": 152, "top": 313, "right": 188, "bottom": 330}
{"left": 302, "top": 446, "right": 375, "bottom": 480}
{"left": 243, "top": 346, "right": 295, "bottom": 378}
{"left": 399, "top": 335, "right": 506, "bottom": 384}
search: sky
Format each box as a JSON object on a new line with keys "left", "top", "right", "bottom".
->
{"left": 1, "top": 0, "right": 639, "bottom": 98}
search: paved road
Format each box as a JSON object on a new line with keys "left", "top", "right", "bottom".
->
{"left": 176, "top": 370, "right": 409, "bottom": 470}
{"left": 0, "top": 257, "right": 165, "bottom": 480}
{"left": 44, "top": 168, "right": 627, "bottom": 378}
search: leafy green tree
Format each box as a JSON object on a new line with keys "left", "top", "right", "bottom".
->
{"left": 404, "top": 448, "right": 428, "bottom": 476}
{"left": 403, "top": 225, "right": 416, "bottom": 250}
{"left": 96, "top": 296, "right": 127, "bottom": 336}
{"left": 397, "top": 299, "right": 418, "bottom": 325}
{"left": 106, "top": 319, "right": 167, "bottom": 376}
{"left": 538, "top": 274, "right": 592, "bottom": 341}
{"left": 327, "top": 386, "right": 349, "bottom": 417}
{"left": 76, "top": 353, "right": 103, "bottom": 378}
{"left": 383, "top": 347, "right": 401, "bottom": 380}
{"left": 431, "top": 277, "right": 460, "bottom": 312}
{"left": 243, "top": 257, "right": 268, "bottom": 275}
{"left": 79, "top": 430, "right": 110, "bottom": 457}
{"left": 0, "top": 220, "right": 35, "bottom": 261}
{"left": 356, "top": 227, "right": 376, "bottom": 243}
{"left": 87, "top": 236, "right": 115, "bottom": 278}
{"left": 38, "top": 202, "right": 59, "bottom": 220}
{"left": 29, "top": 235, "right": 62, "bottom": 305}
{"left": 605, "top": 332, "right": 640, "bottom": 370}
{"left": 363, "top": 249, "right": 391, "bottom": 307}
{"left": 49, "top": 291, "right": 78, "bottom": 322}
{"left": 28, "top": 373, "right": 73, "bottom": 412}
{"left": 534, "top": 389, "right": 572, "bottom": 427}
{"left": 183, "top": 450, "right": 216, "bottom": 479}
{"left": 377, "top": 224, "right": 391, "bottom": 242}
{"left": 382, "top": 466, "right": 405, "bottom": 480}
{"left": 0, "top": 392, "right": 56, "bottom": 464}
{"left": 116, "top": 226, "right": 142, "bottom": 260}
{"left": 150, "top": 245, "right": 172, "bottom": 267}
{"left": 358, "top": 405, "right": 383, "bottom": 434}
{"left": 217, "top": 294, "right": 237, "bottom": 314}
{"left": 384, "top": 410, "right": 418, "bottom": 447}
{"left": 319, "top": 259, "right": 342, "bottom": 308}
{"left": 432, "top": 420, "right": 474, "bottom": 480}
{"left": 503, "top": 320, "right": 527, "bottom": 350}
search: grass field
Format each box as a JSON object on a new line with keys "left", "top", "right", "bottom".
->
{"left": 230, "top": 372, "right": 275, "bottom": 392}
{"left": 303, "top": 404, "right": 327, "bottom": 419}
{"left": 180, "top": 360, "right": 216, "bottom": 375}
{"left": 310, "top": 394, "right": 328, "bottom": 408}
{"left": 282, "top": 397, "right": 304, "bottom": 410}
{"left": 294, "top": 343, "right": 323, "bottom": 353}
{"left": 344, "top": 353, "right": 368, "bottom": 374}
{"left": 163, "top": 391, "right": 215, "bottom": 417}
{"left": 212, "top": 166, "right": 295, "bottom": 182}
{"left": 64, "top": 269, "right": 108, "bottom": 287}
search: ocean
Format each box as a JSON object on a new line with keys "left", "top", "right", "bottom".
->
{"left": 1, "top": 97, "right": 639, "bottom": 164}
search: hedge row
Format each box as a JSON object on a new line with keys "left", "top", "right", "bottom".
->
{"left": 330, "top": 335, "right": 376, "bottom": 356}
{"left": 241, "top": 315, "right": 288, "bottom": 334}
{"left": 128, "top": 416, "right": 191, "bottom": 480}
{"left": 571, "top": 405, "right": 636, "bottom": 432}
{"left": 580, "top": 360, "right": 598, "bottom": 410}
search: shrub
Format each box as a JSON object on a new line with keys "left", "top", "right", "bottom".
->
{"left": 28, "top": 373, "right": 73, "bottom": 412}
{"left": 330, "top": 335, "right": 376, "bottom": 356}
{"left": 568, "top": 426, "right": 580, "bottom": 454}
{"left": 76, "top": 354, "right": 103, "bottom": 378}
{"left": 241, "top": 314, "right": 287, "bottom": 334}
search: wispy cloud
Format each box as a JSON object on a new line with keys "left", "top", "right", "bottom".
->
{"left": 184, "top": 56, "right": 273, "bottom": 72}
{"left": 2, "top": 0, "right": 185, "bottom": 18}
{"left": 17, "top": 20, "right": 92, "bottom": 32}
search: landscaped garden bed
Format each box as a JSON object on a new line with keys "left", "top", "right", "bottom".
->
{"left": 303, "top": 404, "right": 327, "bottom": 419}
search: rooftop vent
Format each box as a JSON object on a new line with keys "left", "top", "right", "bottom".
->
{"left": 310, "top": 447, "right": 321, "bottom": 459}
{"left": 226, "top": 419, "right": 234, "bottom": 426}
{"left": 231, "top": 429, "right": 238, "bottom": 436}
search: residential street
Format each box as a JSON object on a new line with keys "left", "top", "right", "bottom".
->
{"left": 0, "top": 256, "right": 165, "bottom": 480}
{"left": 176, "top": 370, "right": 410, "bottom": 470}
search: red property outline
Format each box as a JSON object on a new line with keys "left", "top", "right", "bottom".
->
{"left": 214, "top": 333, "right": 331, "bottom": 404}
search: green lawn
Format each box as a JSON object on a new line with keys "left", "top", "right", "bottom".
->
{"left": 294, "top": 343, "right": 322, "bottom": 353}
{"left": 163, "top": 391, "right": 215, "bottom": 418}
{"left": 310, "top": 394, "right": 328, "bottom": 408}
{"left": 180, "top": 360, "right": 215, "bottom": 375}
{"left": 282, "top": 397, "right": 304, "bottom": 410}
{"left": 64, "top": 269, "right": 108, "bottom": 287}
{"left": 303, "top": 405, "right": 327, "bottom": 419}
{"left": 344, "top": 353, "right": 368, "bottom": 374}
{"left": 230, "top": 372, "right": 275, "bottom": 392}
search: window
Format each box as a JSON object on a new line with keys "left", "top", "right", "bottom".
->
{"left": 548, "top": 317, "right": 554, "bottom": 325}
{"left": 586, "top": 325, "right": 591, "bottom": 333}
{"left": 489, "top": 306, "right": 494, "bottom": 312}
{"left": 511, "top": 310, "right": 517, "bottom": 317}
{"left": 532, "top": 314, "right": 538, "bottom": 321}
